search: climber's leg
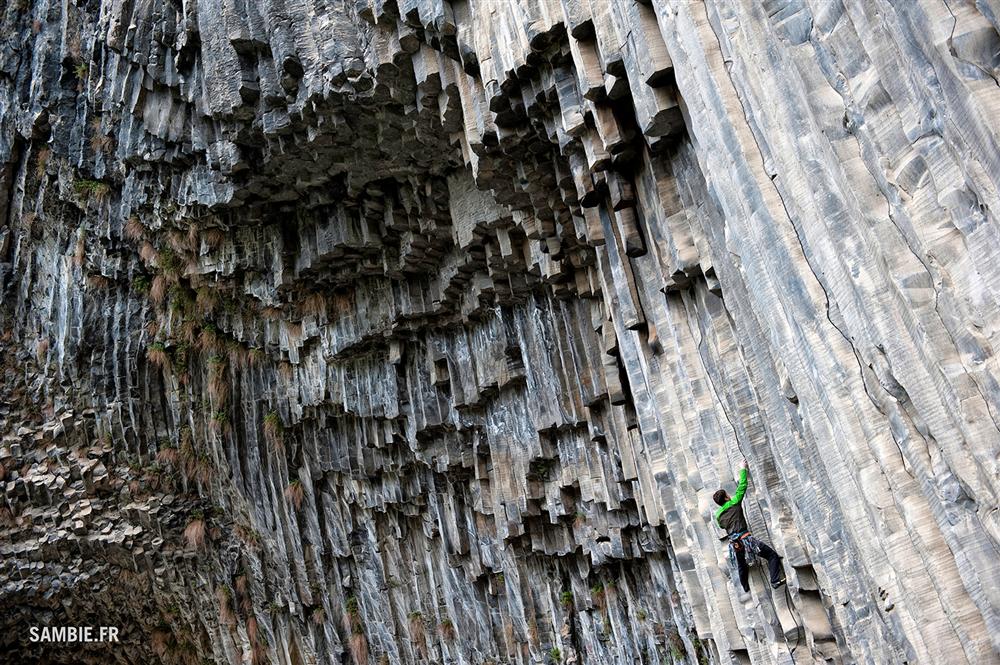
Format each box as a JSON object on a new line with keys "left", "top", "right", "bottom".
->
{"left": 735, "top": 546, "right": 750, "bottom": 592}
{"left": 757, "top": 541, "right": 785, "bottom": 587}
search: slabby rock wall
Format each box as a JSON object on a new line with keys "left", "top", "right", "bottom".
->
{"left": 1, "top": 0, "right": 998, "bottom": 663}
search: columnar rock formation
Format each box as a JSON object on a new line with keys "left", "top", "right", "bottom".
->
{"left": 1, "top": 0, "right": 998, "bottom": 663}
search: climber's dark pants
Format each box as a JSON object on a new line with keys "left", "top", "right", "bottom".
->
{"left": 735, "top": 540, "right": 783, "bottom": 591}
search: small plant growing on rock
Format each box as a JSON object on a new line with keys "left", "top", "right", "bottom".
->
{"left": 35, "top": 338, "right": 49, "bottom": 364}
{"left": 147, "top": 342, "right": 168, "bottom": 368}
{"left": 156, "top": 443, "right": 179, "bottom": 466}
{"left": 184, "top": 511, "right": 206, "bottom": 549}
{"left": 196, "top": 287, "right": 219, "bottom": 315}
{"left": 132, "top": 275, "right": 150, "bottom": 293}
{"left": 591, "top": 583, "right": 606, "bottom": 611}
{"left": 438, "top": 618, "right": 455, "bottom": 642}
{"left": 35, "top": 147, "right": 50, "bottom": 178}
{"left": 348, "top": 632, "right": 369, "bottom": 664}
{"left": 86, "top": 273, "right": 111, "bottom": 290}
{"left": 560, "top": 590, "right": 573, "bottom": 609}
{"left": 124, "top": 216, "right": 145, "bottom": 241}
{"left": 198, "top": 323, "right": 219, "bottom": 352}
{"left": 407, "top": 611, "right": 424, "bottom": 641}
{"left": 140, "top": 241, "right": 158, "bottom": 264}
{"left": 301, "top": 292, "right": 326, "bottom": 316}
{"left": 235, "top": 523, "right": 262, "bottom": 548}
{"left": 217, "top": 585, "right": 235, "bottom": 626}
{"left": 344, "top": 596, "right": 362, "bottom": 630}
{"left": 202, "top": 227, "right": 226, "bottom": 249}
{"left": 158, "top": 246, "right": 181, "bottom": 276}
{"left": 285, "top": 479, "right": 304, "bottom": 510}
{"left": 150, "top": 274, "right": 169, "bottom": 305}
{"left": 528, "top": 458, "right": 555, "bottom": 481}
{"left": 248, "top": 347, "right": 265, "bottom": 366}
{"left": 311, "top": 607, "right": 325, "bottom": 625}
{"left": 195, "top": 453, "right": 214, "bottom": 485}
{"left": 90, "top": 118, "right": 114, "bottom": 154}
{"left": 211, "top": 410, "right": 229, "bottom": 434}
{"left": 73, "top": 60, "right": 88, "bottom": 80}
{"left": 549, "top": 647, "right": 562, "bottom": 663}
{"left": 208, "top": 356, "right": 229, "bottom": 405}
{"left": 74, "top": 179, "right": 109, "bottom": 202}
{"left": 263, "top": 411, "right": 284, "bottom": 451}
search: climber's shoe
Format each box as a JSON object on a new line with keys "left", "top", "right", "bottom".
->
{"left": 738, "top": 590, "right": 753, "bottom": 603}
{"left": 771, "top": 577, "right": 786, "bottom": 590}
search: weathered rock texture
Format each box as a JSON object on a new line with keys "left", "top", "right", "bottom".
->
{"left": 1, "top": 0, "right": 999, "bottom": 663}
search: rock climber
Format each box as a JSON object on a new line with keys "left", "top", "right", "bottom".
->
{"left": 713, "top": 460, "right": 786, "bottom": 594}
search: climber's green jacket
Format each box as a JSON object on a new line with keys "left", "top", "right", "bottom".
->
{"left": 715, "top": 468, "right": 749, "bottom": 535}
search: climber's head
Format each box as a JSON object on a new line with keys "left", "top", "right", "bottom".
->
{"left": 713, "top": 489, "right": 729, "bottom": 506}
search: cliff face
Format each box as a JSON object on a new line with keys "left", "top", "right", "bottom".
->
{"left": 1, "top": 0, "right": 999, "bottom": 663}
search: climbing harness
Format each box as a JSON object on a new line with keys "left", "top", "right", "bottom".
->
{"left": 726, "top": 529, "right": 761, "bottom": 579}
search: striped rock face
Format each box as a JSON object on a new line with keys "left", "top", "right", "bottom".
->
{"left": 1, "top": 1, "right": 998, "bottom": 664}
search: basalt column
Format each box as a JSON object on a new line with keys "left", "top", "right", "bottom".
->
{"left": 1, "top": 1, "right": 998, "bottom": 664}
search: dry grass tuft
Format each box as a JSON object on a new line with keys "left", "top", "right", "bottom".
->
{"left": 35, "top": 148, "right": 50, "bottom": 179}
{"left": 183, "top": 516, "right": 206, "bottom": 549}
{"left": 203, "top": 227, "right": 226, "bottom": 249}
{"left": 263, "top": 411, "right": 284, "bottom": 452}
{"left": 248, "top": 347, "right": 265, "bottom": 366}
{"left": 146, "top": 342, "right": 169, "bottom": 369}
{"left": 196, "top": 287, "right": 219, "bottom": 315}
{"left": 251, "top": 642, "right": 267, "bottom": 665}
{"left": 235, "top": 573, "right": 248, "bottom": 596}
{"left": 168, "top": 230, "right": 194, "bottom": 255}
{"left": 139, "top": 242, "right": 158, "bottom": 265}
{"left": 73, "top": 235, "right": 86, "bottom": 267}
{"left": 151, "top": 629, "right": 171, "bottom": 657}
{"left": 90, "top": 128, "right": 115, "bottom": 154}
{"left": 285, "top": 479, "right": 305, "bottom": 511}
{"left": 35, "top": 339, "right": 49, "bottom": 364}
{"left": 198, "top": 325, "right": 219, "bottom": 352}
{"left": 217, "top": 586, "right": 236, "bottom": 626}
{"left": 408, "top": 611, "right": 426, "bottom": 655}
{"left": 187, "top": 223, "right": 200, "bottom": 248}
{"left": 284, "top": 321, "right": 303, "bottom": 342}
{"left": 246, "top": 615, "right": 259, "bottom": 645}
{"left": 208, "top": 358, "right": 229, "bottom": 405}
{"left": 86, "top": 274, "right": 111, "bottom": 290}
{"left": 150, "top": 275, "right": 169, "bottom": 305}
{"left": 211, "top": 409, "right": 229, "bottom": 434}
{"left": 179, "top": 320, "right": 199, "bottom": 345}
{"left": 156, "top": 446, "right": 179, "bottom": 466}
{"left": 227, "top": 343, "right": 249, "bottom": 370}
{"left": 438, "top": 618, "right": 455, "bottom": 642}
{"left": 301, "top": 292, "right": 326, "bottom": 317}
{"left": 311, "top": 607, "right": 326, "bottom": 625}
{"left": 124, "top": 217, "right": 146, "bottom": 241}
{"left": 348, "top": 633, "right": 369, "bottom": 664}
{"left": 261, "top": 305, "right": 284, "bottom": 320}
{"left": 195, "top": 454, "right": 214, "bottom": 485}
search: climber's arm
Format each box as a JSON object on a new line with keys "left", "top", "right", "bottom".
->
{"left": 715, "top": 467, "right": 749, "bottom": 527}
{"left": 732, "top": 465, "right": 748, "bottom": 505}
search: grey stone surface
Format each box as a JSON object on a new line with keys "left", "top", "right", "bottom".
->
{"left": 1, "top": 0, "right": 998, "bottom": 664}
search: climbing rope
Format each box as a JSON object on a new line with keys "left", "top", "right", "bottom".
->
{"left": 743, "top": 463, "right": 804, "bottom": 655}
{"left": 690, "top": 314, "right": 805, "bottom": 654}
